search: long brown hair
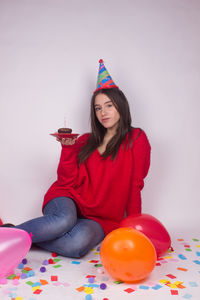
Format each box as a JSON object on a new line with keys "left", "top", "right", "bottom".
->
{"left": 78, "top": 87, "right": 134, "bottom": 164}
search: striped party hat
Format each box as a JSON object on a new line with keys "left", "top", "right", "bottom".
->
{"left": 94, "top": 59, "right": 118, "bottom": 92}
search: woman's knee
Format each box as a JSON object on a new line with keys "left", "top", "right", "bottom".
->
{"left": 44, "top": 197, "right": 78, "bottom": 232}
{"left": 65, "top": 220, "right": 104, "bottom": 258}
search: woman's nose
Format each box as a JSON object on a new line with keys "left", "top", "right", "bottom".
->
{"left": 101, "top": 107, "right": 106, "bottom": 115}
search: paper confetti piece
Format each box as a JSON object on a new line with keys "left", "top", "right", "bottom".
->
{"left": 53, "top": 258, "right": 61, "bottom": 263}
{"left": 166, "top": 274, "right": 177, "bottom": 279}
{"left": 152, "top": 284, "right": 162, "bottom": 290}
{"left": 62, "top": 282, "right": 70, "bottom": 287}
{"left": 170, "top": 290, "right": 178, "bottom": 295}
{"left": 76, "top": 286, "right": 85, "bottom": 292}
{"left": 189, "top": 281, "right": 198, "bottom": 287}
{"left": 32, "top": 286, "right": 41, "bottom": 292}
{"left": 124, "top": 288, "right": 135, "bottom": 293}
{"left": 114, "top": 280, "right": 123, "bottom": 284}
{"left": 177, "top": 267, "right": 188, "bottom": 271}
{"left": 88, "top": 260, "right": 99, "bottom": 263}
{"left": 7, "top": 274, "right": 16, "bottom": 279}
{"left": 167, "top": 284, "right": 179, "bottom": 289}
{"left": 139, "top": 285, "right": 149, "bottom": 290}
{"left": 176, "top": 284, "right": 186, "bottom": 289}
{"left": 178, "top": 254, "right": 187, "bottom": 260}
{"left": 196, "top": 251, "right": 200, "bottom": 256}
{"left": 164, "top": 256, "right": 172, "bottom": 259}
{"left": 160, "top": 279, "right": 171, "bottom": 284}
{"left": 174, "top": 281, "right": 183, "bottom": 285}
{"left": 32, "top": 282, "right": 42, "bottom": 287}
{"left": 84, "top": 287, "right": 94, "bottom": 294}
{"left": 193, "top": 260, "right": 200, "bottom": 264}
{"left": 183, "top": 293, "right": 192, "bottom": 299}
{"left": 71, "top": 261, "right": 81, "bottom": 264}
{"left": 53, "top": 264, "right": 62, "bottom": 268}
{"left": 84, "top": 284, "right": 99, "bottom": 288}
{"left": 94, "top": 264, "right": 103, "bottom": 267}
{"left": 33, "top": 289, "right": 42, "bottom": 294}
{"left": 40, "top": 279, "right": 49, "bottom": 285}
{"left": 53, "top": 282, "right": 61, "bottom": 286}
{"left": 193, "top": 238, "right": 199, "bottom": 242}
{"left": 51, "top": 276, "right": 58, "bottom": 281}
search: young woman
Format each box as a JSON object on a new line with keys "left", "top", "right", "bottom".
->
{"left": 4, "top": 61, "right": 151, "bottom": 258}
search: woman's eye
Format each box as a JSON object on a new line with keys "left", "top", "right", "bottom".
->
{"left": 95, "top": 107, "right": 101, "bottom": 111}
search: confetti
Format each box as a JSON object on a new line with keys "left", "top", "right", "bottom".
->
{"left": 53, "top": 264, "right": 62, "bottom": 268}
{"left": 193, "top": 260, "right": 200, "bottom": 264}
{"left": 152, "top": 284, "right": 163, "bottom": 290}
{"left": 40, "top": 279, "right": 49, "bottom": 285}
{"left": 33, "top": 289, "right": 42, "bottom": 294}
{"left": 139, "top": 285, "right": 149, "bottom": 290}
{"left": 76, "top": 286, "right": 85, "bottom": 292}
{"left": 189, "top": 281, "right": 198, "bottom": 287}
{"left": 100, "top": 283, "right": 107, "bottom": 290}
{"left": 166, "top": 274, "right": 177, "bottom": 279}
{"left": 71, "top": 261, "right": 81, "bottom": 264}
{"left": 124, "top": 288, "right": 135, "bottom": 293}
{"left": 177, "top": 267, "right": 188, "bottom": 271}
{"left": 183, "top": 293, "right": 192, "bottom": 299}
{"left": 178, "top": 254, "right": 187, "bottom": 260}
{"left": 84, "top": 286, "right": 94, "bottom": 294}
{"left": 51, "top": 276, "right": 58, "bottom": 281}
{"left": 170, "top": 290, "right": 178, "bottom": 295}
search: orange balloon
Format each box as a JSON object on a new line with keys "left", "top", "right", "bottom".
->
{"left": 100, "top": 227, "right": 156, "bottom": 282}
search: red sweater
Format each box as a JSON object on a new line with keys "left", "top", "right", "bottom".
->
{"left": 43, "top": 128, "right": 151, "bottom": 235}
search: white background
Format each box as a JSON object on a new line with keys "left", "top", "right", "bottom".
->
{"left": 0, "top": 0, "right": 199, "bottom": 234}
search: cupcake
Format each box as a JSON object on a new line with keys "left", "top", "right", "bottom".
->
{"left": 58, "top": 127, "right": 72, "bottom": 134}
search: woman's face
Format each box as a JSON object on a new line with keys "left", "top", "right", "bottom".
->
{"left": 94, "top": 93, "right": 120, "bottom": 131}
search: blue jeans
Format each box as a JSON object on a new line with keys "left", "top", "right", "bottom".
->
{"left": 16, "top": 197, "right": 105, "bottom": 258}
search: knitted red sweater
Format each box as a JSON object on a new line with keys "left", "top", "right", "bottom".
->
{"left": 43, "top": 128, "right": 151, "bottom": 235}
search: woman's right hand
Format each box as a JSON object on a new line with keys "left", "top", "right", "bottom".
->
{"left": 56, "top": 137, "right": 77, "bottom": 146}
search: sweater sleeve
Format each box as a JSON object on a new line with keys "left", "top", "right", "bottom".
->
{"left": 56, "top": 143, "right": 79, "bottom": 187}
{"left": 56, "top": 133, "right": 90, "bottom": 187}
{"left": 126, "top": 129, "right": 151, "bottom": 215}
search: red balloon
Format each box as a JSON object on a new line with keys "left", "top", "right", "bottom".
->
{"left": 120, "top": 214, "right": 171, "bottom": 257}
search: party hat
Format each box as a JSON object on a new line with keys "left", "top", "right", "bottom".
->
{"left": 95, "top": 59, "right": 118, "bottom": 92}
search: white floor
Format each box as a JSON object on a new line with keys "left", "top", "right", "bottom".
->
{"left": 0, "top": 230, "right": 200, "bottom": 300}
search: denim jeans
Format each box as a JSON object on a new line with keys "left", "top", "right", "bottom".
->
{"left": 16, "top": 197, "right": 105, "bottom": 258}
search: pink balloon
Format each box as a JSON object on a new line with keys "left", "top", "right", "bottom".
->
{"left": 0, "top": 228, "right": 32, "bottom": 278}
{"left": 120, "top": 214, "right": 171, "bottom": 257}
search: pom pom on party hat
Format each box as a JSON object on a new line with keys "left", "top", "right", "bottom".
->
{"left": 94, "top": 59, "right": 118, "bottom": 92}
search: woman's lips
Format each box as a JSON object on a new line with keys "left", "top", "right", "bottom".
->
{"left": 102, "top": 118, "right": 110, "bottom": 123}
